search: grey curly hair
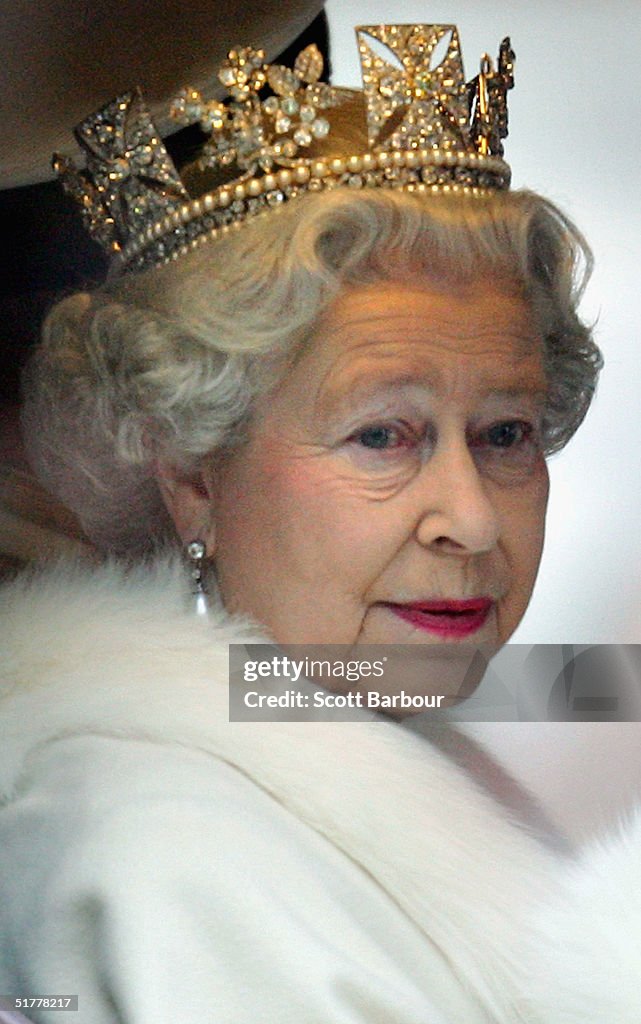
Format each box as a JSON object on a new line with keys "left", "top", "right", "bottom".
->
{"left": 22, "top": 186, "right": 602, "bottom": 554}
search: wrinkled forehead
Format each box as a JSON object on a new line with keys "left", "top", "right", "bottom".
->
{"left": 320, "top": 274, "right": 534, "bottom": 339}
{"left": 305, "top": 277, "right": 546, "bottom": 406}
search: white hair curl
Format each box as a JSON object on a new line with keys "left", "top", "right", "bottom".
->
{"left": 22, "top": 187, "right": 602, "bottom": 554}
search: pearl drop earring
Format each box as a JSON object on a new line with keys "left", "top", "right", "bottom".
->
{"left": 186, "top": 539, "right": 209, "bottom": 617}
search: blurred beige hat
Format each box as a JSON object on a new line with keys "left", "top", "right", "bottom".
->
{"left": 0, "top": 0, "right": 325, "bottom": 187}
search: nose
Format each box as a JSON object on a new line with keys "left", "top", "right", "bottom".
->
{"left": 415, "top": 438, "right": 500, "bottom": 555}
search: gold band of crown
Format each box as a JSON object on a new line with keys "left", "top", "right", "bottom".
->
{"left": 53, "top": 24, "right": 515, "bottom": 275}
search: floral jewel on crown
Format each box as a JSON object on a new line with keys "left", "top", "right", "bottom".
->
{"left": 169, "top": 44, "right": 339, "bottom": 177}
{"left": 53, "top": 25, "right": 515, "bottom": 276}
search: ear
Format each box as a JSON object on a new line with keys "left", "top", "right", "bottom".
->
{"left": 155, "top": 460, "right": 217, "bottom": 555}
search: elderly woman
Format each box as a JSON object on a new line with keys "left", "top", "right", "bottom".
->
{"left": 2, "top": 20, "right": 637, "bottom": 1024}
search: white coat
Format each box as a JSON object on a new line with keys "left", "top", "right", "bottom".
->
{"left": 0, "top": 557, "right": 639, "bottom": 1023}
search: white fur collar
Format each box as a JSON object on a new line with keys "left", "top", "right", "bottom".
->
{"left": 0, "top": 556, "right": 585, "bottom": 1021}
{"left": 516, "top": 808, "right": 641, "bottom": 1022}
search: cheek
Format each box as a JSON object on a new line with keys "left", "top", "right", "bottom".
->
{"left": 528, "top": 462, "right": 550, "bottom": 554}
{"left": 504, "top": 464, "right": 549, "bottom": 579}
{"left": 495, "top": 470, "right": 549, "bottom": 642}
{"left": 215, "top": 448, "right": 362, "bottom": 567}
{"left": 271, "top": 459, "right": 392, "bottom": 565}
{"left": 234, "top": 451, "right": 407, "bottom": 596}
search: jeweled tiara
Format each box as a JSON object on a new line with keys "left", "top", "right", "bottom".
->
{"left": 53, "top": 23, "right": 514, "bottom": 275}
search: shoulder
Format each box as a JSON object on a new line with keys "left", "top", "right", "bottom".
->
{"left": 0, "top": 555, "right": 266, "bottom": 801}
{"left": 0, "top": 555, "right": 207, "bottom": 691}
{"left": 0, "top": 553, "right": 259, "bottom": 671}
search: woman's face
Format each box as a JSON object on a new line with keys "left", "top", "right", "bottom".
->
{"left": 193, "top": 276, "right": 549, "bottom": 647}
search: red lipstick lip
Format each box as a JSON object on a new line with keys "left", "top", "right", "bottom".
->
{"left": 383, "top": 598, "right": 494, "bottom": 638}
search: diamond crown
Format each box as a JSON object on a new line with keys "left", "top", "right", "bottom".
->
{"left": 54, "top": 24, "right": 515, "bottom": 275}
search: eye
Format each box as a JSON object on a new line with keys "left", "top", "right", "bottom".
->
{"left": 470, "top": 419, "right": 542, "bottom": 477}
{"left": 485, "top": 420, "right": 533, "bottom": 449}
{"left": 350, "top": 422, "right": 417, "bottom": 451}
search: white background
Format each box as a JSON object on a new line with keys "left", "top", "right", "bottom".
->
{"left": 326, "top": 0, "right": 641, "bottom": 645}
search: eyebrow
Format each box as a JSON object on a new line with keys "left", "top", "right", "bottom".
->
{"left": 314, "top": 375, "right": 431, "bottom": 418}
{"left": 481, "top": 384, "right": 549, "bottom": 401}
{"left": 316, "top": 372, "right": 548, "bottom": 419}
